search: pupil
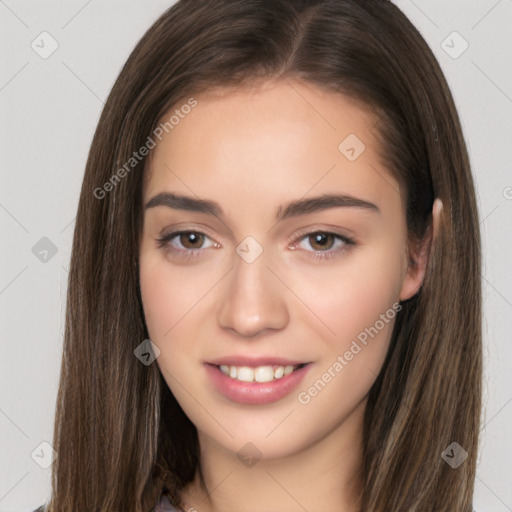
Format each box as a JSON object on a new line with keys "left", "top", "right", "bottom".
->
{"left": 182, "top": 232, "right": 202, "bottom": 248}
{"left": 311, "top": 233, "right": 333, "bottom": 250}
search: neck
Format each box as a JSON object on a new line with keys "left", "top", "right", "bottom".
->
{"left": 179, "top": 400, "right": 366, "bottom": 512}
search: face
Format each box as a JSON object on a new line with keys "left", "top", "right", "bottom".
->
{"left": 139, "top": 78, "right": 422, "bottom": 459}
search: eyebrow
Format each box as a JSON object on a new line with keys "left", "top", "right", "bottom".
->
{"left": 144, "top": 192, "right": 380, "bottom": 222}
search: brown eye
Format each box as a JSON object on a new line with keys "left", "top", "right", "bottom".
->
{"left": 179, "top": 232, "right": 205, "bottom": 249}
{"left": 291, "top": 230, "right": 355, "bottom": 262}
{"left": 156, "top": 230, "right": 217, "bottom": 257}
{"left": 308, "top": 232, "right": 336, "bottom": 251}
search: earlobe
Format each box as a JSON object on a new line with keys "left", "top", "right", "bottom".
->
{"left": 398, "top": 198, "right": 443, "bottom": 302}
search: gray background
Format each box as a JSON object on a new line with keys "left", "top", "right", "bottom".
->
{"left": 1, "top": 1, "right": 511, "bottom": 511}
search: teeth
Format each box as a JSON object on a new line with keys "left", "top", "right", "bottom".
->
{"left": 284, "top": 365, "right": 294, "bottom": 376}
{"left": 237, "top": 366, "right": 255, "bottom": 382}
{"left": 219, "top": 364, "right": 298, "bottom": 382}
{"left": 274, "top": 366, "right": 284, "bottom": 379}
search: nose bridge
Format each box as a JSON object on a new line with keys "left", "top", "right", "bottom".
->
{"left": 217, "top": 244, "right": 289, "bottom": 337}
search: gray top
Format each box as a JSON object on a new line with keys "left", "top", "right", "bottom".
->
{"left": 153, "top": 493, "right": 180, "bottom": 512}
{"left": 32, "top": 494, "right": 181, "bottom": 512}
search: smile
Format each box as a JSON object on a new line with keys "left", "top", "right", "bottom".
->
{"left": 204, "top": 362, "right": 312, "bottom": 405}
{"left": 218, "top": 364, "right": 306, "bottom": 383}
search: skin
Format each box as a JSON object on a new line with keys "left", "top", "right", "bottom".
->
{"left": 139, "top": 78, "right": 442, "bottom": 512}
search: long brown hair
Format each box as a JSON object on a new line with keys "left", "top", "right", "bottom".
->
{"left": 45, "top": 1, "right": 481, "bottom": 511}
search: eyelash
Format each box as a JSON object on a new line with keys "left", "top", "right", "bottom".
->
{"left": 155, "top": 229, "right": 355, "bottom": 262}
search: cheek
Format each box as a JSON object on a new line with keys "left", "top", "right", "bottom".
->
{"left": 139, "top": 245, "right": 213, "bottom": 339}
{"left": 139, "top": 260, "right": 193, "bottom": 398}
{"left": 286, "top": 244, "right": 404, "bottom": 346}
{"left": 287, "top": 244, "right": 404, "bottom": 408}
{"left": 139, "top": 246, "right": 222, "bottom": 385}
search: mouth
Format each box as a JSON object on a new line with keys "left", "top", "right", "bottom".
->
{"left": 211, "top": 362, "right": 309, "bottom": 383}
{"left": 204, "top": 361, "right": 312, "bottom": 405}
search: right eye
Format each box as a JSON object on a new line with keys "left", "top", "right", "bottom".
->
{"left": 156, "top": 230, "right": 220, "bottom": 259}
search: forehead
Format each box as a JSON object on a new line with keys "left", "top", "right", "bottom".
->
{"left": 143, "top": 78, "right": 401, "bottom": 217}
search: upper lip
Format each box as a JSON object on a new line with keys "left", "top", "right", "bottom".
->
{"left": 205, "top": 356, "right": 309, "bottom": 367}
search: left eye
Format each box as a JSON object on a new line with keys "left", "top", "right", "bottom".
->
{"left": 292, "top": 231, "right": 354, "bottom": 260}
{"left": 297, "top": 232, "right": 340, "bottom": 251}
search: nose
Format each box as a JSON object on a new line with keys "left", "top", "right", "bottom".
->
{"left": 217, "top": 250, "right": 289, "bottom": 338}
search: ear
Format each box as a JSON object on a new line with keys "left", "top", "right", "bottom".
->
{"left": 398, "top": 198, "right": 443, "bottom": 302}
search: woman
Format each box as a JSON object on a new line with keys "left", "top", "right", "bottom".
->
{"left": 36, "top": 0, "right": 482, "bottom": 511}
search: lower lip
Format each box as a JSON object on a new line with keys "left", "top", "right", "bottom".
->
{"left": 204, "top": 363, "right": 312, "bottom": 405}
